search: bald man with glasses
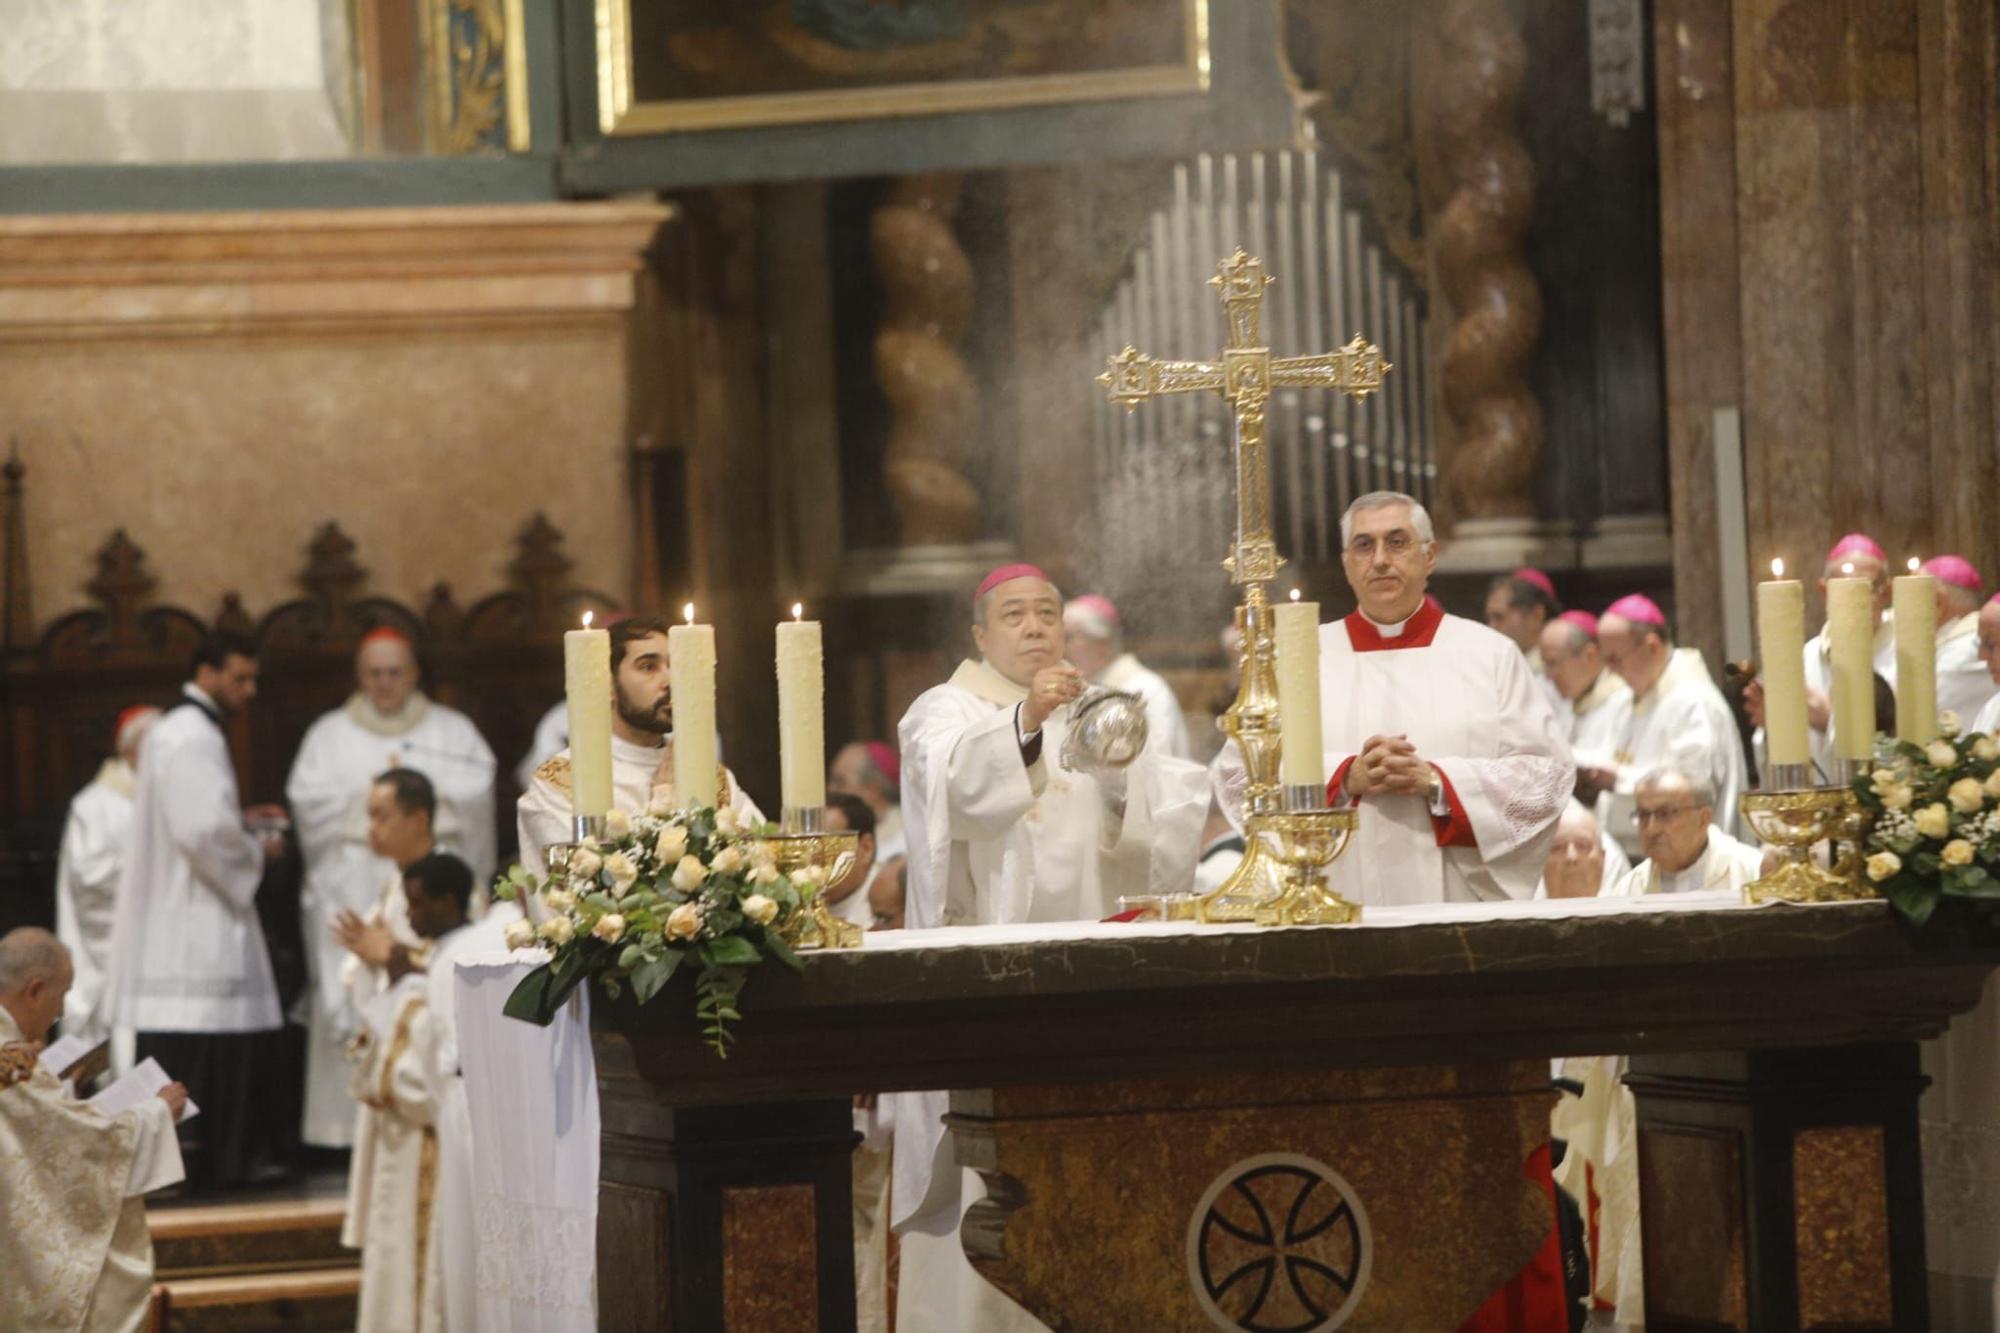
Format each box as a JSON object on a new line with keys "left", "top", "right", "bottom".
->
{"left": 1607, "top": 767, "right": 1764, "bottom": 897}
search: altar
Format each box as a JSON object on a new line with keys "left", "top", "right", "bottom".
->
{"left": 579, "top": 890, "right": 2000, "bottom": 1331}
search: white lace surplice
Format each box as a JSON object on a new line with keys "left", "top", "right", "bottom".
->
{"left": 454, "top": 955, "right": 598, "bottom": 1333}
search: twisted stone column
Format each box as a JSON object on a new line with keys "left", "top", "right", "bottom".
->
{"left": 872, "top": 173, "right": 981, "bottom": 545}
{"left": 1421, "top": 0, "right": 1544, "bottom": 521}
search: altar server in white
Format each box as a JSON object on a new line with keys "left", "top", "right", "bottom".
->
{"left": 1538, "top": 611, "right": 1630, "bottom": 781}
{"left": 1062, "top": 593, "right": 1193, "bottom": 759}
{"left": 288, "top": 627, "right": 497, "bottom": 1149}
{"left": 1606, "top": 768, "right": 1763, "bottom": 897}
{"left": 55, "top": 705, "right": 158, "bottom": 1059}
{"left": 343, "top": 854, "right": 475, "bottom": 1333}
{"left": 894, "top": 563, "right": 1206, "bottom": 1332}
{"left": 1586, "top": 595, "right": 1747, "bottom": 859}
{"left": 1217, "top": 493, "right": 1574, "bottom": 905}
{"left": 1, "top": 929, "right": 189, "bottom": 1333}
{"left": 1923, "top": 556, "right": 1996, "bottom": 728}
{"left": 108, "top": 631, "right": 285, "bottom": 1193}
{"left": 518, "top": 616, "right": 762, "bottom": 877}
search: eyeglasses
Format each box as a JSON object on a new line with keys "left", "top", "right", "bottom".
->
{"left": 1631, "top": 803, "right": 1700, "bottom": 826}
{"left": 1344, "top": 532, "right": 1425, "bottom": 561}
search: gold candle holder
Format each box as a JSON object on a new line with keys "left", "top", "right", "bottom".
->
{"left": 1245, "top": 807, "right": 1362, "bottom": 926}
{"left": 1737, "top": 788, "right": 1874, "bottom": 904}
{"left": 763, "top": 808, "right": 864, "bottom": 951}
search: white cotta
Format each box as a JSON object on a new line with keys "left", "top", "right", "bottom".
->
{"left": 288, "top": 694, "right": 496, "bottom": 1148}
{"left": 1936, "top": 612, "right": 1998, "bottom": 734}
{"left": 1098, "top": 652, "right": 1193, "bottom": 760}
{"left": 0, "top": 1007, "right": 184, "bottom": 1333}
{"left": 455, "top": 954, "right": 599, "bottom": 1333}
{"left": 514, "top": 699, "right": 568, "bottom": 794}
{"left": 1598, "top": 648, "right": 1748, "bottom": 860}
{"left": 55, "top": 759, "right": 138, "bottom": 1045}
{"left": 108, "top": 689, "right": 279, "bottom": 1033}
{"left": 1214, "top": 609, "right": 1574, "bottom": 905}
{"left": 1605, "top": 824, "right": 1764, "bottom": 898}
{"left": 514, "top": 735, "right": 763, "bottom": 879}
{"left": 1975, "top": 690, "right": 2000, "bottom": 740}
{"left": 1551, "top": 1053, "right": 1643, "bottom": 1321}
{"left": 1564, "top": 669, "right": 1632, "bottom": 772}
{"left": 890, "top": 657, "right": 1205, "bottom": 1333}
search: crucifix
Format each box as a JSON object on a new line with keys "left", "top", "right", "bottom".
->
{"left": 1098, "top": 249, "right": 1392, "bottom": 924}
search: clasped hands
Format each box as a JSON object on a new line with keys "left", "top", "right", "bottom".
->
{"left": 1346, "top": 734, "right": 1438, "bottom": 803}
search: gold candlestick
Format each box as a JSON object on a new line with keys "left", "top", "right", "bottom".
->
{"left": 1738, "top": 786, "right": 1874, "bottom": 904}
{"left": 1100, "top": 250, "right": 1388, "bottom": 925}
{"left": 761, "top": 807, "right": 864, "bottom": 951}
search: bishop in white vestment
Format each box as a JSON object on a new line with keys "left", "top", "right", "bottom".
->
{"left": 1589, "top": 595, "right": 1748, "bottom": 859}
{"left": 1604, "top": 769, "right": 1763, "bottom": 898}
{"left": 1924, "top": 557, "right": 1997, "bottom": 727}
{"left": 1063, "top": 593, "right": 1193, "bottom": 759}
{"left": 1, "top": 929, "right": 187, "bottom": 1333}
{"left": 1538, "top": 611, "right": 1631, "bottom": 776}
{"left": 830, "top": 740, "right": 906, "bottom": 860}
{"left": 54, "top": 706, "right": 157, "bottom": 1059}
{"left": 108, "top": 637, "right": 284, "bottom": 1192}
{"left": 1217, "top": 495, "right": 1574, "bottom": 905}
{"left": 893, "top": 565, "right": 1206, "bottom": 1333}
{"left": 1485, "top": 567, "right": 1561, "bottom": 677}
{"left": 1794, "top": 535, "right": 1898, "bottom": 778}
{"left": 288, "top": 629, "right": 496, "bottom": 1148}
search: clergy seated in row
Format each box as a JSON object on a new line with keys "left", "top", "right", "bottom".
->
{"left": 1926, "top": 556, "right": 1999, "bottom": 726}
{"left": 289, "top": 628, "right": 497, "bottom": 1151}
{"left": 1585, "top": 595, "right": 1747, "bottom": 861}
{"left": 344, "top": 853, "right": 478, "bottom": 1333}
{"left": 1607, "top": 768, "right": 1765, "bottom": 898}
{"left": 891, "top": 563, "right": 1207, "bottom": 1331}
{"left": 55, "top": 705, "right": 159, "bottom": 1073}
{"left": 1485, "top": 566, "right": 1561, "bottom": 677}
{"left": 1, "top": 928, "right": 189, "bottom": 1333}
{"left": 1216, "top": 492, "right": 1575, "bottom": 905}
{"left": 518, "top": 615, "right": 762, "bottom": 878}
{"left": 1974, "top": 599, "right": 2000, "bottom": 736}
{"left": 823, "top": 793, "right": 907, "bottom": 934}
{"left": 1536, "top": 801, "right": 1628, "bottom": 899}
{"left": 830, "top": 739, "right": 907, "bottom": 860}
{"left": 1539, "top": 610, "right": 1631, "bottom": 786}
{"left": 107, "top": 631, "right": 288, "bottom": 1193}
{"left": 1062, "top": 593, "right": 1194, "bottom": 759}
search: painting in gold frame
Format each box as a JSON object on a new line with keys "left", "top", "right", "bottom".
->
{"left": 595, "top": 0, "right": 1211, "bottom": 136}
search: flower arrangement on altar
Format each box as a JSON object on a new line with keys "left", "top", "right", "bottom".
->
{"left": 1854, "top": 712, "right": 2000, "bottom": 925}
{"left": 495, "top": 801, "right": 825, "bottom": 1056}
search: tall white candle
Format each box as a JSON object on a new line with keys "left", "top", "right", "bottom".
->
{"left": 1757, "top": 561, "right": 1810, "bottom": 768}
{"left": 1894, "top": 560, "right": 1938, "bottom": 743}
{"left": 669, "top": 603, "right": 719, "bottom": 810}
{"left": 1273, "top": 592, "right": 1325, "bottom": 790}
{"left": 1826, "top": 571, "right": 1877, "bottom": 761}
{"left": 564, "top": 613, "right": 612, "bottom": 818}
{"left": 777, "top": 604, "right": 825, "bottom": 812}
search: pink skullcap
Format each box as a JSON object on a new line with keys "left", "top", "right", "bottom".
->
{"left": 1067, "top": 593, "right": 1121, "bottom": 628}
{"left": 599, "top": 610, "right": 634, "bottom": 629}
{"left": 1604, "top": 594, "right": 1667, "bottom": 628}
{"left": 360, "top": 625, "right": 411, "bottom": 648}
{"left": 1556, "top": 609, "right": 1599, "bottom": 639}
{"left": 1922, "top": 555, "right": 1982, "bottom": 591}
{"left": 1826, "top": 533, "right": 1887, "bottom": 566}
{"left": 974, "top": 563, "right": 1052, "bottom": 602}
{"left": 863, "top": 740, "right": 901, "bottom": 787}
{"left": 1512, "top": 568, "right": 1557, "bottom": 600}
{"left": 114, "top": 705, "right": 158, "bottom": 746}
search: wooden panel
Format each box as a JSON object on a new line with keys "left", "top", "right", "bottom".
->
{"left": 1640, "top": 1123, "right": 1749, "bottom": 1329}
{"left": 598, "top": 1181, "right": 673, "bottom": 1332}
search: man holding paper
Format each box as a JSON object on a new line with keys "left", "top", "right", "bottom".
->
{"left": 1, "top": 927, "right": 188, "bottom": 1333}
{"left": 1215, "top": 492, "right": 1574, "bottom": 904}
{"left": 517, "top": 616, "right": 761, "bottom": 878}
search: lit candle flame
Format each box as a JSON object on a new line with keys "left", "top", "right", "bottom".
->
{"left": 581, "top": 610, "right": 593, "bottom": 629}
{"left": 683, "top": 602, "right": 695, "bottom": 625}
{"left": 1842, "top": 562, "right": 1855, "bottom": 576}
{"left": 1908, "top": 556, "right": 1922, "bottom": 573}
{"left": 792, "top": 602, "right": 803, "bottom": 621}
{"left": 1289, "top": 588, "right": 1301, "bottom": 602}
{"left": 1771, "top": 558, "right": 1785, "bottom": 579}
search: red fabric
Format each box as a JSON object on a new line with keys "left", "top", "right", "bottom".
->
{"left": 1602, "top": 594, "right": 1666, "bottom": 629}
{"left": 1458, "top": 1143, "right": 1570, "bottom": 1333}
{"left": 1342, "top": 596, "right": 1445, "bottom": 652}
{"left": 1555, "top": 609, "right": 1598, "bottom": 639}
{"left": 1100, "top": 908, "right": 1149, "bottom": 923}
{"left": 1430, "top": 769, "right": 1477, "bottom": 848}
{"left": 1067, "top": 593, "right": 1120, "bottom": 628}
{"left": 1512, "top": 567, "right": 1557, "bottom": 600}
{"left": 114, "top": 705, "right": 156, "bottom": 742}
{"left": 360, "top": 625, "right": 411, "bottom": 648}
{"left": 1826, "top": 532, "right": 1887, "bottom": 566}
{"left": 1326, "top": 755, "right": 1358, "bottom": 807}
{"left": 863, "top": 740, "right": 901, "bottom": 786}
{"left": 974, "top": 563, "right": 1051, "bottom": 602}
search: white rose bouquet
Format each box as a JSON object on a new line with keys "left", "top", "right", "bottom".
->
{"left": 495, "top": 806, "right": 818, "bottom": 1055}
{"left": 1856, "top": 716, "right": 2000, "bottom": 925}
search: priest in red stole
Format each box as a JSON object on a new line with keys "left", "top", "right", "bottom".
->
{"left": 1217, "top": 491, "right": 1574, "bottom": 903}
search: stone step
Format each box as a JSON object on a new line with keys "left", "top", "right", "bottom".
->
{"left": 152, "top": 1267, "right": 359, "bottom": 1332}
{"left": 149, "top": 1197, "right": 349, "bottom": 1278}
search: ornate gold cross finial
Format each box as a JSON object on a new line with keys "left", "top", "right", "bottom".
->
{"left": 1096, "top": 249, "right": 1391, "bottom": 584}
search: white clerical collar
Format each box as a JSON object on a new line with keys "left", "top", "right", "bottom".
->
{"left": 184, "top": 682, "right": 223, "bottom": 714}
{"left": 611, "top": 732, "right": 666, "bottom": 767}
{"left": 1362, "top": 610, "right": 1414, "bottom": 637}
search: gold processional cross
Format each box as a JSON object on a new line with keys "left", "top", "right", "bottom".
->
{"left": 1097, "top": 249, "right": 1391, "bottom": 925}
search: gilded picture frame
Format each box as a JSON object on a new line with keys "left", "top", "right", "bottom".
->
{"left": 593, "top": 0, "right": 1212, "bottom": 137}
